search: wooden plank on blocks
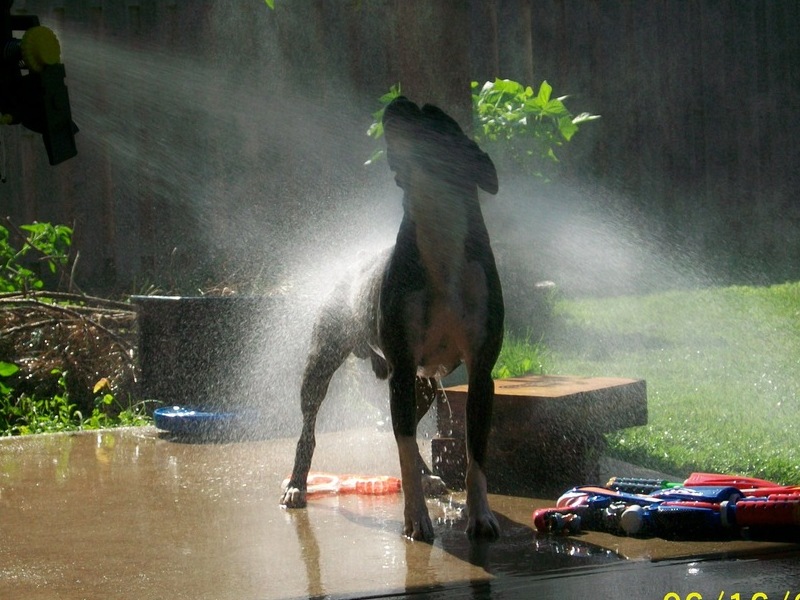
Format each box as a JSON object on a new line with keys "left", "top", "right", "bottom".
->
{"left": 438, "top": 375, "right": 647, "bottom": 438}
{"left": 433, "top": 375, "right": 647, "bottom": 495}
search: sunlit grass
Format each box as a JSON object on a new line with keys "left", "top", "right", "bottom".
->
{"left": 545, "top": 281, "right": 800, "bottom": 484}
{"left": 492, "top": 334, "right": 550, "bottom": 380}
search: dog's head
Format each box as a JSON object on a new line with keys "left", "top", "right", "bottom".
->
{"left": 382, "top": 96, "right": 498, "bottom": 196}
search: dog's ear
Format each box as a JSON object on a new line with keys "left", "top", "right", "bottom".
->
{"left": 472, "top": 144, "right": 498, "bottom": 195}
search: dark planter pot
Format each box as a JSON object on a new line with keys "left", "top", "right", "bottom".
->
{"left": 131, "top": 296, "right": 273, "bottom": 411}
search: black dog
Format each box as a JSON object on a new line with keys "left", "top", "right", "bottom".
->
{"left": 280, "top": 97, "right": 503, "bottom": 541}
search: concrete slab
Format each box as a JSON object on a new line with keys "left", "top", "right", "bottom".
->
{"left": 1, "top": 428, "right": 798, "bottom": 599}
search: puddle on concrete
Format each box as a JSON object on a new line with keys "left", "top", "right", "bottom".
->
{"left": 1, "top": 428, "right": 797, "bottom": 600}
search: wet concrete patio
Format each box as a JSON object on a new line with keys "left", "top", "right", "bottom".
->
{"left": 1, "top": 427, "right": 798, "bottom": 599}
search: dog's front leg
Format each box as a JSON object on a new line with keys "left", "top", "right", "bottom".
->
{"left": 280, "top": 373, "right": 323, "bottom": 508}
{"left": 281, "top": 327, "right": 352, "bottom": 508}
{"left": 465, "top": 367, "right": 500, "bottom": 540}
{"left": 280, "top": 421, "right": 315, "bottom": 507}
{"left": 414, "top": 377, "right": 448, "bottom": 497}
{"left": 391, "top": 367, "right": 434, "bottom": 541}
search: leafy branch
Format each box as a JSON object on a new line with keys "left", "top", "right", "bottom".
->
{"left": 1, "top": 218, "right": 81, "bottom": 294}
{"left": 364, "top": 83, "right": 402, "bottom": 166}
{"left": 472, "top": 78, "right": 600, "bottom": 177}
{"left": 366, "top": 78, "right": 600, "bottom": 179}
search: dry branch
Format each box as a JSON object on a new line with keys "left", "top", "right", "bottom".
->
{"left": 0, "top": 292, "right": 139, "bottom": 415}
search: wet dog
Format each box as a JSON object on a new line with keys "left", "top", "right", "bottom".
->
{"left": 280, "top": 97, "right": 503, "bottom": 541}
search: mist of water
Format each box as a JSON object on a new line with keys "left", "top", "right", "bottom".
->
{"left": 55, "top": 24, "right": 414, "bottom": 435}
{"left": 54, "top": 23, "right": 755, "bottom": 441}
{"left": 488, "top": 175, "right": 713, "bottom": 299}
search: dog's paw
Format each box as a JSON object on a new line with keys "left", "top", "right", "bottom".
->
{"left": 466, "top": 509, "right": 500, "bottom": 540}
{"left": 422, "top": 474, "right": 448, "bottom": 498}
{"left": 404, "top": 509, "right": 435, "bottom": 542}
{"left": 280, "top": 486, "right": 307, "bottom": 509}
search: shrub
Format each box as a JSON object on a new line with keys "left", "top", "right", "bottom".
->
{"left": 366, "top": 79, "right": 599, "bottom": 179}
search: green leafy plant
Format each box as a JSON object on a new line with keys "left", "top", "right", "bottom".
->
{"left": 1, "top": 221, "right": 74, "bottom": 293}
{"left": 364, "top": 83, "right": 402, "bottom": 166}
{"left": 1, "top": 220, "right": 146, "bottom": 435}
{"left": 365, "top": 79, "right": 599, "bottom": 178}
{"left": 0, "top": 360, "right": 19, "bottom": 396}
{"left": 0, "top": 367, "right": 152, "bottom": 436}
{"left": 0, "top": 368, "right": 78, "bottom": 435}
{"left": 472, "top": 78, "right": 600, "bottom": 177}
{"left": 81, "top": 378, "right": 153, "bottom": 429}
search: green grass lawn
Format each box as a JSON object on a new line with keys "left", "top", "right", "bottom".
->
{"left": 498, "top": 281, "right": 800, "bottom": 484}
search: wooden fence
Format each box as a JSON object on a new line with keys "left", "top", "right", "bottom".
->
{"left": 3, "top": 0, "right": 798, "bottom": 293}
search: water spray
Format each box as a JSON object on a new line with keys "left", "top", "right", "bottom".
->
{"left": 0, "top": 0, "right": 78, "bottom": 172}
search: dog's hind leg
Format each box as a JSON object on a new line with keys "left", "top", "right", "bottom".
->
{"left": 280, "top": 320, "right": 353, "bottom": 508}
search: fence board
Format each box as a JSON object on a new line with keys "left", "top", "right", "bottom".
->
{"left": 2, "top": 0, "right": 797, "bottom": 291}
